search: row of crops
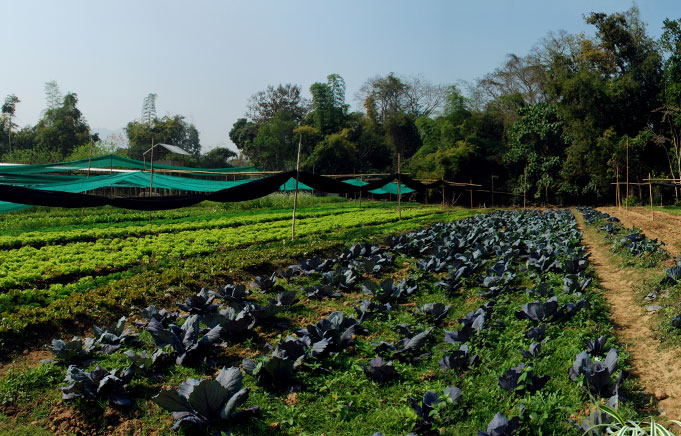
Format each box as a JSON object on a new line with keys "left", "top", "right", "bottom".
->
{"left": 0, "top": 205, "right": 437, "bottom": 312}
{"left": 30, "top": 209, "right": 634, "bottom": 435}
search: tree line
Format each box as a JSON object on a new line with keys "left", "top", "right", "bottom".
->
{"left": 2, "top": 6, "right": 681, "bottom": 204}
{"left": 230, "top": 6, "right": 681, "bottom": 205}
{"left": 0, "top": 82, "right": 238, "bottom": 169}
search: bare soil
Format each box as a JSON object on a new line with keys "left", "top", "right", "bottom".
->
{"left": 576, "top": 212, "right": 681, "bottom": 419}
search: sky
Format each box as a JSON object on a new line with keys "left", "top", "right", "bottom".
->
{"left": 2, "top": 0, "right": 680, "bottom": 153}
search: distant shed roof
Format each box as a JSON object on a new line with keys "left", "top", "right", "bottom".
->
{"left": 144, "top": 143, "right": 191, "bottom": 156}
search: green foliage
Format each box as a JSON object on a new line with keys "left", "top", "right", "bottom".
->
{"left": 249, "top": 110, "right": 297, "bottom": 170}
{"left": 126, "top": 114, "right": 201, "bottom": 160}
{"left": 504, "top": 102, "right": 565, "bottom": 203}
{"left": 33, "top": 93, "right": 97, "bottom": 157}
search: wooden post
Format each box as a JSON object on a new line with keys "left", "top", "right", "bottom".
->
{"left": 616, "top": 167, "right": 620, "bottom": 209}
{"left": 523, "top": 165, "right": 527, "bottom": 209}
{"left": 397, "top": 153, "right": 402, "bottom": 220}
{"left": 491, "top": 174, "right": 495, "bottom": 207}
{"left": 291, "top": 134, "right": 302, "bottom": 240}
{"left": 441, "top": 177, "right": 445, "bottom": 209}
{"left": 649, "top": 173, "right": 654, "bottom": 221}
{"left": 359, "top": 174, "right": 363, "bottom": 208}
{"left": 469, "top": 178, "right": 473, "bottom": 209}
{"left": 82, "top": 140, "right": 94, "bottom": 218}
{"left": 87, "top": 140, "right": 93, "bottom": 179}
{"left": 626, "top": 137, "right": 629, "bottom": 210}
{"left": 149, "top": 138, "right": 155, "bottom": 223}
{"left": 149, "top": 138, "right": 155, "bottom": 197}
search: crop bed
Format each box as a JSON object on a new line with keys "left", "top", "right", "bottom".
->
{"left": 0, "top": 207, "right": 645, "bottom": 436}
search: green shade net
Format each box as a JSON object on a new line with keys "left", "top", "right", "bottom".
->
{"left": 0, "top": 154, "right": 259, "bottom": 175}
{"left": 0, "top": 167, "right": 414, "bottom": 213}
{"left": 342, "top": 178, "right": 414, "bottom": 195}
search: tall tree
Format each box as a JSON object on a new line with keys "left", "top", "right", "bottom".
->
{"left": 545, "top": 6, "right": 662, "bottom": 201}
{"left": 356, "top": 73, "right": 447, "bottom": 122}
{"left": 229, "top": 118, "right": 258, "bottom": 156}
{"left": 43, "top": 80, "right": 63, "bottom": 111}
{"left": 34, "top": 93, "right": 97, "bottom": 157}
{"left": 1, "top": 94, "right": 20, "bottom": 153}
{"left": 246, "top": 84, "right": 309, "bottom": 124}
{"left": 141, "top": 93, "right": 158, "bottom": 125}
{"left": 504, "top": 102, "right": 566, "bottom": 203}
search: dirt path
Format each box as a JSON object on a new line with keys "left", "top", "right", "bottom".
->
{"left": 599, "top": 206, "right": 681, "bottom": 258}
{"left": 575, "top": 211, "right": 681, "bottom": 419}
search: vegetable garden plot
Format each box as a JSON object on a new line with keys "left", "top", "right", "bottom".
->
{"left": 9, "top": 209, "right": 645, "bottom": 436}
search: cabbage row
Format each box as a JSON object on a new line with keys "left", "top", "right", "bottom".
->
{"left": 41, "top": 209, "right": 631, "bottom": 435}
{"left": 578, "top": 207, "right": 668, "bottom": 266}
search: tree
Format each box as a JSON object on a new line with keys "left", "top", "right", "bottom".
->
{"left": 544, "top": 6, "right": 662, "bottom": 202}
{"left": 246, "top": 83, "right": 309, "bottom": 124}
{"left": 34, "top": 93, "right": 98, "bottom": 157}
{"left": 504, "top": 102, "right": 566, "bottom": 203}
{"left": 199, "top": 147, "right": 237, "bottom": 168}
{"left": 44, "top": 80, "right": 63, "bottom": 111}
{"left": 385, "top": 112, "right": 421, "bottom": 160}
{"left": 126, "top": 115, "right": 202, "bottom": 160}
{"left": 249, "top": 111, "right": 297, "bottom": 170}
{"left": 304, "top": 132, "right": 358, "bottom": 174}
{"left": 1, "top": 94, "right": 20, "bottom": 152}
{"left": 229, "top": 118, "right": 258, "bottom": 156}
{"left": 141, "top": 93, "right": 158, "bottom": 125}
{"left": 356, "top": 73, "right": 447, "bottom": 122}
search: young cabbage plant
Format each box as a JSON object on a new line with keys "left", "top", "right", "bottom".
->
{"left": 90, "top": 316, "right": 140, "bottom": 354}
{"left": 477, "top": 412, "right": 520, "bottom": 436}
{"left": 498, "top": 362, "right": 550, "bottom": 396}
{"left": 417, "top": 302, "right": 450, "bottom": 322}
{"left": 211, "top": 284, "right": 250, "bottom": 303}
{"left": 519, "top": 342, "right": 541, "bottom": 359}
{"left": 242, "top": 354, "right": 299, "bottom": 389}
{"left": 252, "top": 272, "right": 279, "bottom": 293}
{"left": 568, "top": 348, "right": 626, "bottom": 397}
{"left": 147, "top": 315, "right": 223, "bottom": 367}
{"left": 50, "top": 337, "right": 88, "bottom": 363}
{"left": 296, "top": 311, "right": 363, "bottom": 357}
{"left": 153, "top": 366, "right": 260, "bottom": 432}
{"left": 201, "top": 306, "right": 254, "bottom": 341}
{"left": 125, "top": 349, "right": 171, "bottom": 372}
{"left": 61, "top": 364, "right": 134, "bottom": 407}
{"left": 177, "top": 289, "right": 219, "bottom": 315}
{"left": 525, "top": 323, "right": 547, "bottom": 341}
{"left": 140, "top": 305, "right": 179, "bottom": 327}
{"left": 409, "top": 385, "right": 462, "bottom": 434}
{"left": 440, "top": 344, "right": 478, "bottom": 372}
{"left": 361, "top": 356, "right": 397, "bottom": 383}
{"left": 515, "top": 297, "right": 558, "bottom": 323}
{"left": 304, "top": 284, "right": 341, "bottom": 299}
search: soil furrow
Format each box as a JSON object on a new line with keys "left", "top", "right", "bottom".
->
{"left": 576, "top": 211, "right": 681, "bottom": 419}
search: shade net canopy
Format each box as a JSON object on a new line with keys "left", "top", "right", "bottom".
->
{"left": 0, "top": 167, "right": 420, "bottom": 213}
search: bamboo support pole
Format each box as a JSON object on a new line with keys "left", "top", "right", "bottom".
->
{"left": 491, "top": 174, "right": 495, "bottom": 207}
{"left": 523, "top": 165, "right": 527, "bottom": 209}
{"left": 397, "top": 153, "right": 402, "bottom": 220}
{"left": 649, "top": 173, "right": 654, "bottom": 221}
{"left": 292, "top": 134, "right": 302, "bottom": 240}
{"left": 469, "top": 178, "right": 473, "bottom": 209}
{"left": 626, "top": 137, "right": 629, "bottom": 211}
{"left": 359, "top": 175, "right": 363, "bottom": 208}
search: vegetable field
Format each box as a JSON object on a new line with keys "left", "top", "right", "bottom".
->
{"left": 0, "top": 201, "right": 666, "bottom": 436}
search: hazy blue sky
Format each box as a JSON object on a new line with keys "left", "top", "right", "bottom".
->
{"left": 2, "top": 0, "right": 680, "bottom": 152}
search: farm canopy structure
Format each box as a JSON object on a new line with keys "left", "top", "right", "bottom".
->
{"left": 0, "top": 155, "right": 417, "bottom": 213}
